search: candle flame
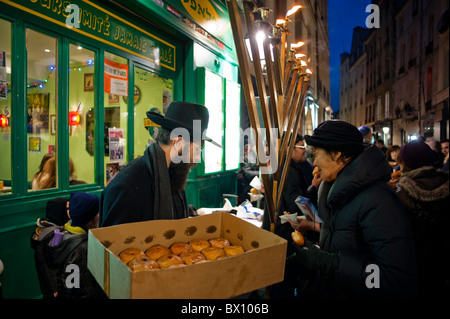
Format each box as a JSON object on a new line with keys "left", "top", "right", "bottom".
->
{"left": 276, "top": 19, "right": 285, "bottom": 26}
{"left": 291, "top": 41, "right": 305, "bottom": 49}
{"left": 286, "top": 5, "right": 302, "bottom": 17}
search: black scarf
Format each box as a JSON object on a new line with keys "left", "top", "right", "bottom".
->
{"left": 144, "top": 143, "right": 175, "bottom": 220}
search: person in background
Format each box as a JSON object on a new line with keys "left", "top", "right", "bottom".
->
{"left": 395, "top": 140, "right": 449, "bottom": 298}
{"left": 277, "top": 134, "right": 322, "bottom": 252}
{"left": 271, "top": 134, "right": 322, "bottom": 298}
{"left": 290, "top": 120, "right": 417, "bottom": 298}
{"left": 237, "top": 141, "right": 260, "bottom": 204}
{"left": 376, "top": 138, "right": 387, "bottom": 154}
{"left": 387, "top": 145, "right": 400, "bottom": 171}
{"left": 441, "top": 138, "right": 449, "bottom": 171}
{"left": 32, "top": 153, "right": 55, "bottom": 190}
{"left": 100, "top": 102, "right": 216, "bottom": 227}
{"left": 358, "top": 125, "right": 373, "bottom": 149}
{"left": 32, "top": 155, "right": 86, "bottom": 191}
{"left": 32, "top": 192, "right": 100, "bottom": 299}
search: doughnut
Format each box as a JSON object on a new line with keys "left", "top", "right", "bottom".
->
{"left": 118, "top": 248, "right": 146, "bottom": 264}
{"left": 157, "top": 254, "right": 185, "bottom": 269}
{"left": 313, "top": 167, "right": 320, "bottom": 177}
{"left": 127, "top": 256, "right": 159, "bottom": 272}
{"left": 291, "top": 230, "right": 305, "bottom": 246}
{"left": 180, "top": 250, "right": 206, "bottom": 265}
{"left": 209, "top": 237, "right": 230, "bottom": 249}
{"left": 145, "top": 244, "right": 171, "bottom": 260}
{"left": 189, "top": 238, "right": 210, "bottom": 252}
{"left": 224, "top": 245, "right": 244, "bottom": 257}
{"left": 202, "top": 247, "right": 225, "bottom": 260}
{"left": 170, "top": 242, "right": 192, "bottom": 255}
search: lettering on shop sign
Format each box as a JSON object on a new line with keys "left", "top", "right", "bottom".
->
{"left": 7, "top": 0, "right": 175, "bottom": 71}
{"left": 182, "top": 0, "right": 218, "bottom": 25}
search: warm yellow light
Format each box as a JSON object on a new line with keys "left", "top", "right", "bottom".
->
{"left": 291, "top": 41, "right": 305, "bottom": 49}
{"left": 286, "top": 5, "right": 302, "bottom": 17}
{"left": 306, "top": 68, "right": 312, "bottom": 74}
{"left": 276, "top": 19, "right": 285, "bottom": 26}
{"left": 295, "top": 53, "right": 305, "bottom": 58}
{"left": 300, "top": 60, "right": 307, "bottom": 66}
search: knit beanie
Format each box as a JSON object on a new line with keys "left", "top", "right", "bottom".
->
{"left": 69, "top": 192, "right": 99, "bottom": 228}
{"left": 305, "top": 120, "right": 364, "bottom": 156}
{"left": 358, "top": 125, "right": 371, "bottom": 138}
{"left": 399, "top": 140, "right": 437, "bottom": 170}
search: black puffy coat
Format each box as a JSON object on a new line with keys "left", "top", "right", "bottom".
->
{"left": 318, "top": 146, "right": 418, "bottom": 298}
{"left": 396, "top": 166, "right": 450, "bottom": 298}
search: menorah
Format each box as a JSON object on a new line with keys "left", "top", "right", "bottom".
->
{"left": 226, "top": 0, "right": 312, "bottom": 229}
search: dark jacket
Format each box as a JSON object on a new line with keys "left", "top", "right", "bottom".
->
{"left": 396, "top": 166, "right": 450, "bottom": 298}
{"left": 276, "top": 160, "right": 318, "bottom": 255}
{"left": 100, "top": 144, "right": 188, "bottom": 227}
{"left": 31, "top": 226, "right": 98, "bottom": 299}
{"left": 318, "top": 146, "right": 418, "bottom": 298}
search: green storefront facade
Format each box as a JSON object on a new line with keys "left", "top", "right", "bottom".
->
{"left": 0, "top": 0, "right": 240, "bottom": 298}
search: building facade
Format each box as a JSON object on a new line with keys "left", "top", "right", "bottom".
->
{"left": 340, "top": 0, "right": 449, "bottom": 146}
{"left": 0, "top": 0, "right": 241, "bottom": 298}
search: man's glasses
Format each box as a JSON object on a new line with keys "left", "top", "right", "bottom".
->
{"left": 294, "top": 145, "right": 307, "bottom": 149}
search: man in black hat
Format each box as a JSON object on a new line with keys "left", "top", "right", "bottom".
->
{"left": 287, "top": 120, "right": 418, "bottom": 298}
{"left": 99, "top": 101, "right": 218, "bottom": 227}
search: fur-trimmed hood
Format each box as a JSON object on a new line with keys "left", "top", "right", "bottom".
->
{"left": 397, "top": 166, "right": 449, "bottom": 202}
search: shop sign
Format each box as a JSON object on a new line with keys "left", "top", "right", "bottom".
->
{"left": 180, "top": 0, "right": 219, "bottom": 26}
{"left": 2, "top": 0, "right": 176, "bottom": 71}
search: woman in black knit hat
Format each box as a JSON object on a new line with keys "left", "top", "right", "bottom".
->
{"left": 288, "top": 120, "right": 418, "bottom": 299}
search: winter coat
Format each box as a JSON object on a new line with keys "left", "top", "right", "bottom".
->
{"left": 318, "top": 146, "right": 418, "bottom": 298}
{"left": 396, "top": 166, "right": 450, "bottom": 298}
{"left": 100, "top": 143, "right": 188, "bottom": 227}
{"left": 31, "top": 225, "right": 98, "bottom": 299}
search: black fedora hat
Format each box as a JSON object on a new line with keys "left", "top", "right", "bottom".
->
{"left": 146, "top": 101, "right": 221, "bottom": 148}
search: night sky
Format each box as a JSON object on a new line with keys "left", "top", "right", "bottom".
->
{"left": 328, "top": 0, "right": 373, "bottom": 112}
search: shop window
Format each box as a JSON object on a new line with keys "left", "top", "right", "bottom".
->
{"left": 69, "top": 44, "right": 96, "bottom": 185}
{"left": 0, "top": 18, "right": 11, "bottom": 195}
{"left": 26, "top": 29, "right": 58, "bottom": 191}
{"left": 134, "top": 66, "right": 173, "bottom": 157}
{"left": 104, "top": 52, "right": 128, "bottom": 185}
{"left": 204, "top": 69, "right": 223, "bottom": 174}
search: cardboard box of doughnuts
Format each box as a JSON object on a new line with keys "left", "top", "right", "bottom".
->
{"left": 87, "top": 212, "right": 287, "bottom": 299}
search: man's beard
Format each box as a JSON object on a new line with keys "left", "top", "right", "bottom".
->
{"left": 169, "top": 162, "right": 196, "bottom": 191}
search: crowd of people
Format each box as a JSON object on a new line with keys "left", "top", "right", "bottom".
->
{"left": 270, "top": 123, "right": 449, "bottom": 299}
{"left": 30, "top": 101, "right": 449, "bottom": 299}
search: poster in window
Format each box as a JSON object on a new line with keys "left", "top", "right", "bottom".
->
{"left": 84, "top": 73, "right": 94, "bottom": 91}
{"left": 104, "top": 58, "right": 128, "bottom": 96}
{"left": 122, "top": 85, "right": 141, "bottom": 104}
{"left": 50, "top": 115, "right": 56, "bottom": 135}
{"left": 108, "top": 128, "right": 124, "bottom": 162}
{"left": 29, "top": 137, "right": 41, "bottom": 152}
{"left": 0, "top": 51, "right": 6, "bottom": 100}
{"left": 27, "top": 93, "right": 49, "bottom": 133}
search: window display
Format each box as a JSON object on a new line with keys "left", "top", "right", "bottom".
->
{"left": 26, "top": 29, "right": 58, "bottom": 191}
{"left": 69, "top": 44, "right": 96, "bottom": 185}
{"left": 0, "top": 18, "right": 11, "bottom": 195}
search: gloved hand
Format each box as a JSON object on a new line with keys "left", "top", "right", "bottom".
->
{"left": 292, "top": 239, "right": 339, "bottom": 278}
